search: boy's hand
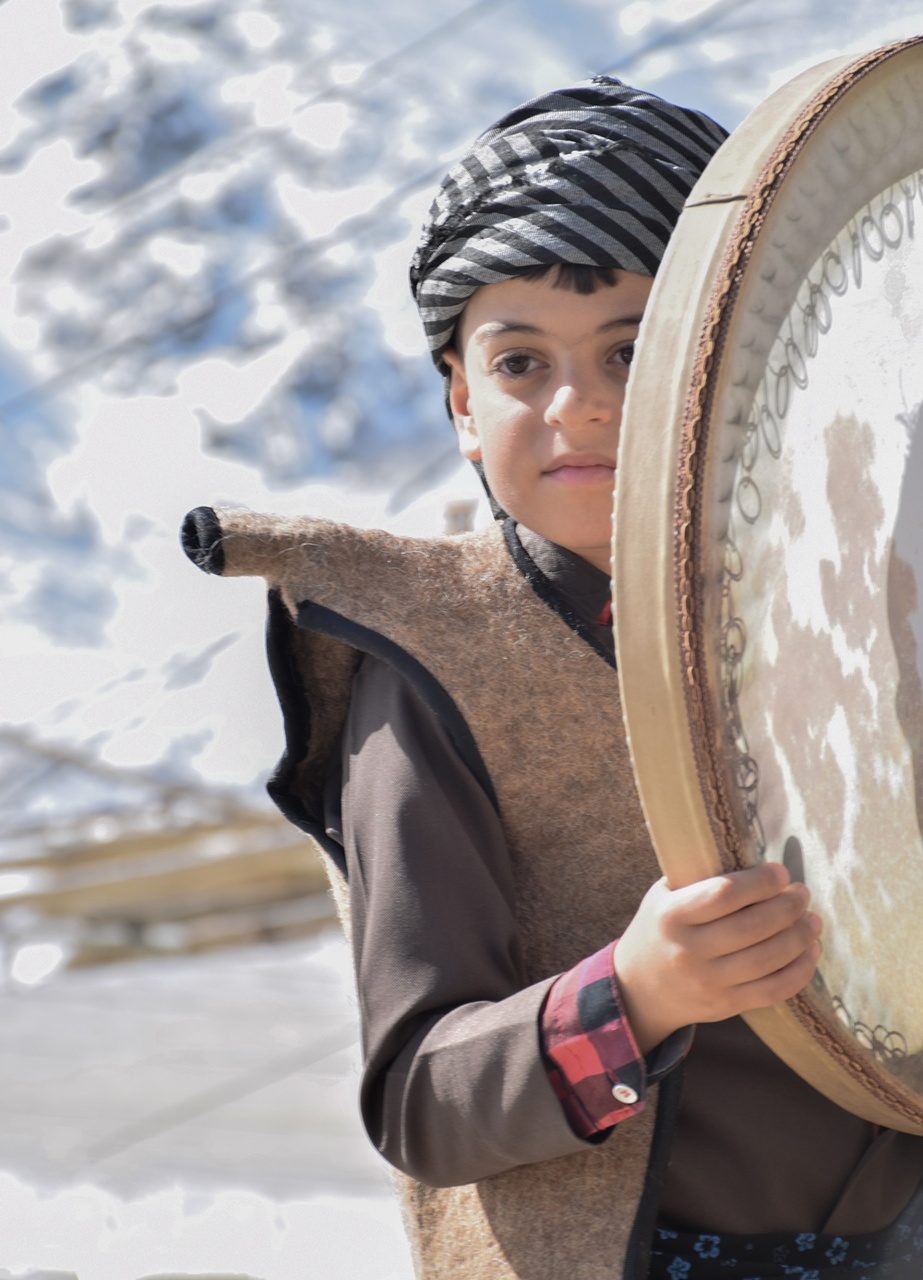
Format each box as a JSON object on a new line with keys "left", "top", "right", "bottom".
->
{"left": 612, "top": 863, "right": 823, "bottom": 1056}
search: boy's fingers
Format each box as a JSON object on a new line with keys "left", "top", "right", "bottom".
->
{"left": 670, "top": 862, "right": 794, "bottom": 926}
{"left": 715, "top": 915, "right": 823, "bottom": 987}
{"left": 703, "top": 892, "right": 819, "bottom": 959}
{"left": 722, "top": 939, "right": 822, "bottom": 1015}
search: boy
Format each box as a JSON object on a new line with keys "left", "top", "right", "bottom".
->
{"left": 184, "top": 78, "right": 923, "bottom": 1278}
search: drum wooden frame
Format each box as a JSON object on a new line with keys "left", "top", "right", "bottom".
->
{"left": 614, "top": 37, "right": 923, "bottom": 1133}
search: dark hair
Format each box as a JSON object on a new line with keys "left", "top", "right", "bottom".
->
{"left": 512, "top": 262, "right": 620, "bottom": 293}
{"left": 441, "top": 262, "right": 623, "bottom": 376}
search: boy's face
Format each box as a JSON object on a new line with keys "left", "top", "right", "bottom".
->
{"left": 443, "top": 271, "right": 653, "bottom": 574}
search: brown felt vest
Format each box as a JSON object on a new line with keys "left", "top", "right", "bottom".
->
{"left": 189, "top": 508, "right": 665, "bottom": 1280}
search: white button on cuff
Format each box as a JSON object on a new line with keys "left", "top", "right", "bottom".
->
{"left": 612, "top": 1083, "right": 639, "bottom": 1105}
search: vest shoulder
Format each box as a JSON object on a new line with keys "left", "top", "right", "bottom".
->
{"left": 189, "top": 507, "right": 507, "bottom": 601}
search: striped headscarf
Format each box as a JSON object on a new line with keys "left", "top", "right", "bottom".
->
{"left": 410, "top": 76, "right": 728, "bottom": 368}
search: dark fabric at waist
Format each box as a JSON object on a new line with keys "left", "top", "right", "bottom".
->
{"left": 658, "top": 1017, "right": 923, "bottom": 1235}
{"left": 649, "top": 1179, "right": 923, "bottom": 1278}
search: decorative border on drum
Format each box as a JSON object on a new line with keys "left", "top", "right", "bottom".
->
{"left": 674, "top": 38, "right": 918, "bottom": 869}
{"left": 673, "top": 36, "right": 923, "bottom": 1130}
{"left": 799, "top": 976, "right": 923, "bottom": 1129}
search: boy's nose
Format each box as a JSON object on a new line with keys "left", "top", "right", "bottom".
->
{"left": 545, "top": 380, "right": 614, "bottom": 428}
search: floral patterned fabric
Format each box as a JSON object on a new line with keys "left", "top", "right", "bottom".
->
{"left": 647, "top": 1186, "right": 923, "bottom": 1279}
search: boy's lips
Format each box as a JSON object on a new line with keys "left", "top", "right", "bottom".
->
{"left": 543, "top": 454, "right": 616, "bottom": 485}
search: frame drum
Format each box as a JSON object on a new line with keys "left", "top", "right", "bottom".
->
{"left": 614, "top": 37, "right": 923, "bottom": 1133}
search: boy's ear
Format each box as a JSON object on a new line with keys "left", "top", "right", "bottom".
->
{"left": 442, "top": 348, "right": 481, "bottom": 462}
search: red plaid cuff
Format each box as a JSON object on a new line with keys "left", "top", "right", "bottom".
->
{"left": 541, "top": 941, "right": 645, "bottom": 1139}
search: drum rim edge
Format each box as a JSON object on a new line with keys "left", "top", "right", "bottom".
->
{"left": 678, "top": 36, "right": 923, "bottom": 1134}
{"left": 614, "top": 35, "right": 923, "bottom": 1134}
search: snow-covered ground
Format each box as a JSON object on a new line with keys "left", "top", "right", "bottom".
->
{"left": 2, "top": 1, "right": 922, "bottom": 1276}
{"left": 0, "top": 932, "right": 416, "bottom": 1280}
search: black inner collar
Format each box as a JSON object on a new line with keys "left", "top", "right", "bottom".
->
{"left": 502, "top": 519, "right": 616, "bottom": 669}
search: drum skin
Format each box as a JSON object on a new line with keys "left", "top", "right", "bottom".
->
{"left": 614, "top": 38, "right": 923, "bottom": 1134}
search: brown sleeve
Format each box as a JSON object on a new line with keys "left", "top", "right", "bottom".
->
{"left": 339, "top": 653, "right": 600, "bottom": 1187}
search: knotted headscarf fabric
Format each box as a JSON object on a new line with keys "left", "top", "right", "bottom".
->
{"left": 410, "top": 76, "right": 728, "bottom": 368}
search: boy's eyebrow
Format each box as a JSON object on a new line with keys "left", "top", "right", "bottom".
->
{"left": 475, "top": 316, "right": 645, "bottom": 340}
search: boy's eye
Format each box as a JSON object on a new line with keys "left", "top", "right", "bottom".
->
{"left": 493, "top": 352, "right": 539, "bottom": 377}
{"left": 612, "top": 342, "right": 636, "bottom": 368}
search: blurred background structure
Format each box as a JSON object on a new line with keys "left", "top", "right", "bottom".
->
{"left": 2, "top": 1, "right": 922, "bottom": 1276}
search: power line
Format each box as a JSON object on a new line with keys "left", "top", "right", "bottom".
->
{"left": 0, "top": 157, "right": 447, "bottom": 423}
{"left": 599, "top": 0, "right": 758, "bottom": 76}
{"left": 0, "top": 0, "right": 514, "bottom": 422}
{"left": 52, "top": 0, "right": 514, "bottom": 240}
{"left": 0, "top": 0, "right": 754, "bottom": 426}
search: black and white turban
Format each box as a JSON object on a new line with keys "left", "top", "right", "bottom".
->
{"left": 410, "top": 76, "right": 728, "bottom": 367}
